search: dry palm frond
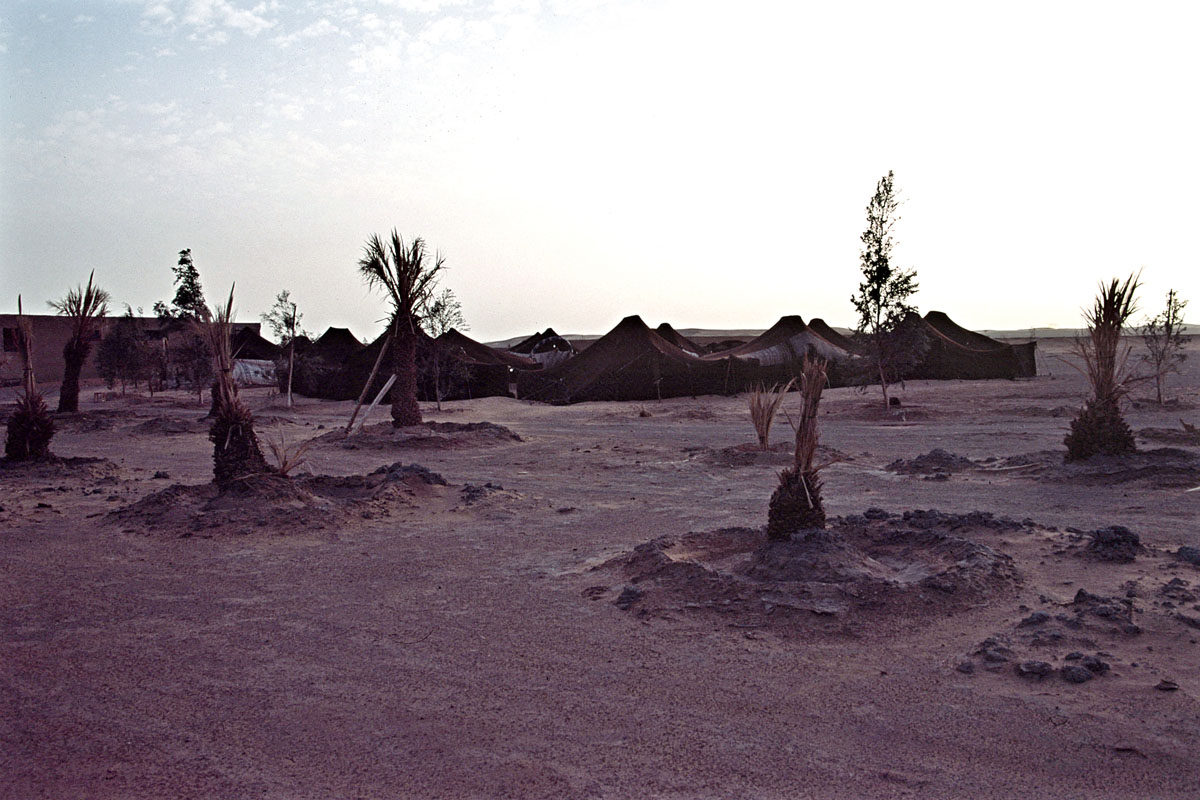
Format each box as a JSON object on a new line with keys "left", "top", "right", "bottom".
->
{"left": 49, "top": 271, "right": 111, "bottom": 412}
{"left": 5, "top": 297, "right": 55, "bottom": 461}
{"left": 1065, "top": 273, "right": 1141, "bottom": 461}
{"left": 748, "top": 378, "right": 795, "bottom": 450}
{"left": 263, "top": 424, "right": 316, "bottom": 476}
{"left": 16, "top": 297, "right": 36, "bottom": 397}
{"left": 195, "top": 286, "right": 273, "bottom": 489}
{"left": 1070, "top": 273, "right": 1141, "bottom": 404}
{"left": 48, "top": 270, "right": 111, "bottom": 342}
{"left": 194, "top": 285, "right": 237, "bottom": 410}
{"left": 791, "top": 357, "right": 828, "bottom": 474}
{"left": 767, "top": 356, "right": 829, "bottom": 539}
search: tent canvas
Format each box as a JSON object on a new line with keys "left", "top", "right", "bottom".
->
{"left": 517, "top": 315, "right": 731, "bottom": 403}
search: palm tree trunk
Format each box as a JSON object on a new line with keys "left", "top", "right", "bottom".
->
{"left": 58, "top": 340, "right": 88, "bottom": 413}
{"left": 390, "top": 319, "right": 421, "bottom": 427}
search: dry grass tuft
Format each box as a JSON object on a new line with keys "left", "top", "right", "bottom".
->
{"left": 747, "top": 378, "right": 795, "bottom": 450}
{"left": 263, "top": 425, "right": 316, "bottom": 476}
{"left": 767, "top": 357, "right": 828, "bottom": 539}
{"left": 195, "top": 286, "right": 274, "bottom": 489}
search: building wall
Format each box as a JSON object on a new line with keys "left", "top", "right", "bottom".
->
{"left": 0, "top": 314, "right": 261, "bottom": 388}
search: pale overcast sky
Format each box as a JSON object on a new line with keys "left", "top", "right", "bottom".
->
{"left": 2, "top": 1, "right": 1197, "bottom": 343}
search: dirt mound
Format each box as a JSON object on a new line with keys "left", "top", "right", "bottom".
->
{"left": 887, "top": 448, "right": 977, "bottom": 475}
{"left": 990, "top": 448, "right": 1200, "bottom": 488}
{"left": 129, "top": 416, "right": 209, "bottom": 435}
{"left": 320, "top": 421, "right": 522, "bottom": 450}
{"left": 698, "top": 442, "right": 847, "bottom": 468}
{"left": 1012, "top": 405, "right": 1076, "bottom": 418}
{"left": 588, "top": 510, "right": 1018, "bottom": 636}
{"left": 52, "top": 410, "right": 135, "bottom": 432}
{"left": 0, "top": 455, "right": 121, "bottom": 482}
{"left": 1137, "top": 425, "right": 1200, "bottom": 445}
{"left": 108, "top": 462, "right": 449, "bottom": 536}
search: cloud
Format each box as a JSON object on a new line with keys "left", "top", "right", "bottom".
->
{"left": 141, "top": 0, "right": 275, "bottom": 39}
{"left": 272, "top": 17, "right": 340, "bottom": 48}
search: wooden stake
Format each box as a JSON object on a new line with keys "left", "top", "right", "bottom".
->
{"left": 345, "top": 332, "right": 392, "bottom": 433}
{"left": 349, "top": 373, "right": 396, "bottom": 437}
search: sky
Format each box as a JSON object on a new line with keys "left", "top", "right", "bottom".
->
{"left": 2, "top": 1, "right": 1198, "bottom": 344}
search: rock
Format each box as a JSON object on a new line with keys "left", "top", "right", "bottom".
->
{"left": 614, "top": 586, "right": 643, "bottom": 610}
{"left": 1018, "top": 611, "right": 1051, "bottom": 627}
{"left": 1081, "top": 656, "right": 1110, "bottom": 674}
{"left": 1177, "top": 546, "right": 1200, "bottom": 566}
{"left": 1155, "top": 679, "right": 1179, "bottom": 691}
{"left": 370, "top": 462, "right": 447, "bottom": 486}
{"left": 955, "top": 661, "right": 975, "bottom": 674}
{"left": 153, "top": 471, "right": 170, "bottom": 479}
{"left": 1064, "top": 651, "right": 1084, "bottom": 661}
{"left": 1086, "top": 525, "right": 1141, "bottom": 562}
{"left": 1016, "top": 661, "right": 1053, "bottom": 679}
{"left": 1061, "top": 665, "right": 1094, "bottom": 684}
{"left": 976, "top": 637, "right": 1013, "bottom": 663}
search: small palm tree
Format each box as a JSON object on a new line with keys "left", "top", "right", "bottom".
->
{"left": 5, "top": 297, "right": 56, "bottom": 461}
{"left": 48, "top": 271, "right": 111, "bottom": 413}
{"left": 1065, "top": 274, "right": 1140, "bottom": 461}
{"left": 197, "top": 286, "right": 273, "bottom": 490}
{"left": 358, "top": 230, "right": 445, "bottom": 427}
{"left": 767, "top": 356, "right": 829, "bottom": 539}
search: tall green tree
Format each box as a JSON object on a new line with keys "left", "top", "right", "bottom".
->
{"left": 261, "top": 289, "right": 308, "bottom": 408}
{"left": 420, "top": 288, "right": 467, "bottom": 410}
{"left": 48, "top": 271, "right": 111, "bottom": 413}
{"left": 153, "top": 248, "right": 212, "bottom": 397}
{"left": 1139, "top": 288, "right": 1188, "bottom": 405}
{"left": 358, "top": 231, "right": 445, "bottom": 426}
{"left": 849, "top": 170, "right": 923, "bottom": 407}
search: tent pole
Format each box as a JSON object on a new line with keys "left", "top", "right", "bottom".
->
{"left": 345, "top": 332, "right": 393, "bottom": 433}
{"left": 349, "top": 373, "right": 397, "bottom": 437}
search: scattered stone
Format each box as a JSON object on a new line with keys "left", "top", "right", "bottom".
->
{"left": 1016, "top": 660, "right": 1053, "bottom": 679}
{"left": 1061, "top": 665, "right": 1094, "bottom": 684}
{"left": 1018, "top": 611, "right": 1051, "bottom": 627}
{"left": 887, "top": 449, "right": 977, "bottom": 475}
{"left": 976, "top": 637, "right": 1013, "bottom": 663}
{"left": 1085, "top": 525, "right": 1141, "bottom": 562}
{"left": 460, "top": 482, "right": 503, "bottom": 504}
{"left": 1177, "top": 546, "right": 1200, "bottom": 566}
{"left": 369, "top": 462, "right": 447, "bottom": 486}
{"left": 614, "top": 586, "right": 643, "bottom": 610}
{"left": 1160, "top": 578, "right": 1196, "bottom": 603}
{"left": 863, "top": 507, "right": 891, "bottom": 521}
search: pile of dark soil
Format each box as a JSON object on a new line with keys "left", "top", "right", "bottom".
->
{"left": 699, "top": 442, "right": 847, "bottom": 468}
{"left": 986, "top": 448, "right": 1200, "bottom": 488}
{"left": 108, "top": 462, "right": 449, "bottom": 537}
{"left": 1138, "top": 425, "right": 1200, "bottom": 446}
{"left": 129, "top": 416, "right": 209, "bottom": 435}
{"left": 887, "top": 448, "right": 977, "bottom": 476}
{"left": 320, "top": 421, "right": 522, "bottom": 450}
{"left": 0, "top": 455, "right": 121, "bottom": 481}
{"left": 52, "top": 410, "right": 134, "bottom": 432}
{"left": 588, "top": 509, "right": 1018, "bottom": 635}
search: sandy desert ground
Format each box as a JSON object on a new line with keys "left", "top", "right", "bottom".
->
{"left": 2, "top": 337, "right": 1199, "bottom": 799}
